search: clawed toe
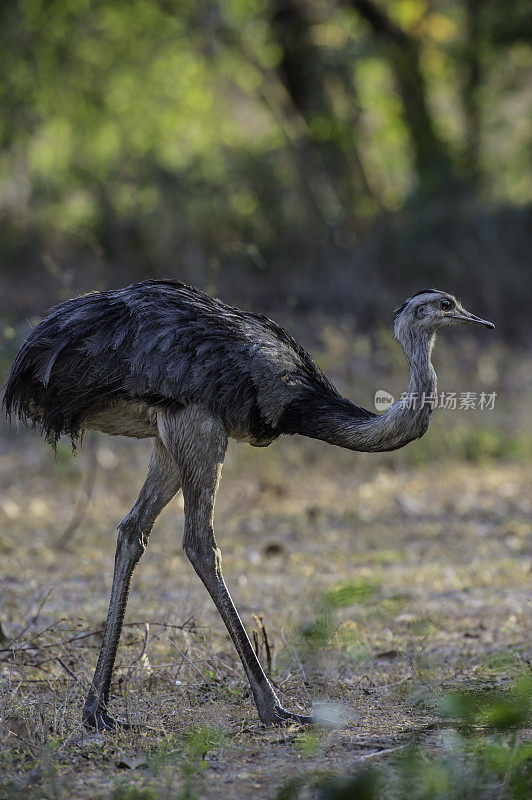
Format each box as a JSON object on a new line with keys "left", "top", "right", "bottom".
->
{"left": 83, "top": 709, "right": 134, "bottom": 732}
{"left": 262, "top": 705, "right": 313, "bottom": 727}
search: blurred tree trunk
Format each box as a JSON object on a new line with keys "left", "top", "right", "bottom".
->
{"left": 348, "top": 0, "right": 453, "bottom": 192}
{"left": 461, "top": 0, "right": 484, "bottom": 185}
{"left": 269, "top": 0, "right": 375, "bottom": 226}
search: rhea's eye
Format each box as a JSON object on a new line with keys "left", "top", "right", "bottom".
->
{"left": 415, "top": 304, "right": 426, "bottom": 318}
{"left": 440, "top": 299, "right": 453, "bottom": 311}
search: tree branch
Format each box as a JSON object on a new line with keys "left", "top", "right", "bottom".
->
{"left": 349, "top": 0, "right": 409, "bottom": 44}
{"left": 347, "top": 0, "right": 453, "bottom": 190}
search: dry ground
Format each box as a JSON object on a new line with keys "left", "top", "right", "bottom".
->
{"left": 0, "top": 336, "right": 530, "bottom": 798}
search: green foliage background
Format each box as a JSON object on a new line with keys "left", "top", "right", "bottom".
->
{"left": 1, "top": 0, "right": 531, "bottom": 330}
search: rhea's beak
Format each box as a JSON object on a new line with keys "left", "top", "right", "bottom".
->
{"left": 450, "top": 308, "right": 495, "bottom": 329}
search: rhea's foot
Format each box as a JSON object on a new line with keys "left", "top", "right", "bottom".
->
{"left": 260, "top": 704, "right": 313, "bottom": 727}
{"left": 83, "top": 707, "right": 135, "bottom": 732}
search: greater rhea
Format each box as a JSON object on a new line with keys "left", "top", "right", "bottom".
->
{"left": 3, "top": 281, "right": 494, "bottom": 728}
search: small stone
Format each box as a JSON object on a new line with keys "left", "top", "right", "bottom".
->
{"left": 116, "top": 749, "right": 148, "bottom": 769}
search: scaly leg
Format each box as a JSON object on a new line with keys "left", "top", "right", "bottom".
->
{"left": 159, "top": 406, "right": 311, "bottom": 726}
{"left": 83, "top": 438, "right": 181, "bottom": 730}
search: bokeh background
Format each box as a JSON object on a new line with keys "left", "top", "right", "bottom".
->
{"left": 1, "top": 0, "right": 531, "bottom": 333}
{"left": 0, "top": 2, "right": 531, "bottom": 799}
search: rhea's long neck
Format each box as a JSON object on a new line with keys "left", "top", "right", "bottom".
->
{"left": 401, "top": 328, "right": 437, "bottom": 410}
{"left": 290, "top": 329, "right": 437, "bottom": 453}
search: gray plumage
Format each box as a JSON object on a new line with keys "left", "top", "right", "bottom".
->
{"left": 2, "top": 281, "right": 494, "bottom": 730}
{"left": 3, "top": 279, "right": 372, "bottom": 449}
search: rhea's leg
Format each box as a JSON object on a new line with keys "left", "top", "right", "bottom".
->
{"left": 83, "top": 438, "right": 180, "bottom": 730}
{"left": 184, "top": 534, "right": 311, "bottom": 725}
{"left": 159, "top": 406, "right": 311, "bottom": 726}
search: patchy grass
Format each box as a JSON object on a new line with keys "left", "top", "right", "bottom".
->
{"left": 0, "top": 337, "right": 530, "bottom": 798}
{"left": 275, "top": 677, "right": 532, "bottom": 799}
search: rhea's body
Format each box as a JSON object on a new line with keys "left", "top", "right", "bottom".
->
{"left": 3, "top": 280, "right": 494, "bottom": 730}
{"left": 4, "top": 280, "right": 435, "bottom": 453}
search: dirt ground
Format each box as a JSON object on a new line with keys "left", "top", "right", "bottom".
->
{"left": 0, "top": 337, "right": 530, "bottom": 799}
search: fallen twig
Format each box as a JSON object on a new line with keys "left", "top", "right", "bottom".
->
{"left": 399, "top": 650, "right": 441, "bottom": 697}
{"left": 167, "top": 639, "right": 209, "bottom": 682}
{"left": 0, "top": 617, "right": 198, "bottom": 655}
{"left": 126, "top": 623, "right": 150, "bottom": 678}
{"left": 17, "top": 588, "right": 54, "bottom": 640}
{"left": 355, "top": 743, "right": 409, "bottom": 763}
{"left": 56, "top": 656, "right": 82, "bottom": 683}
{"left": 253, "top": 614, "right": 273, "bottom": 677}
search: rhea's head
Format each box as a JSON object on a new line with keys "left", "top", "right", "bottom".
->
{"left": 394, "top": 289, "right": 494, "bottom": 342}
